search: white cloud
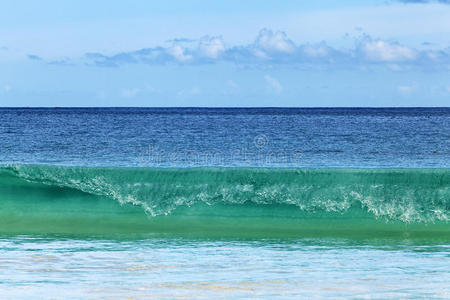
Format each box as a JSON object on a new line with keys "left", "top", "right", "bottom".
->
{"left": 167, "top": 44, "right": 192, "bottom": 62}
{"left": 73, "top": 28, "right": 450, "bottom": 70}
{"left": 252, "top": 48, "right": 269, "bottom": 59}
{"left": 254, "top": 28, "right": 295, "bottom": 54}
{"left": 302, "top": 44, "right": 329, "bottom": 57}
{"left": 199, "top": 36, "right": 225, "bottom": 59}
{"left": 121, "top": 88, "right": 140, "bottom": 98}
{"left": 264, "top": 75, "right": 283, "bottom": 93}
{"left": 360, "top": 39, "right": 418, "bottom": 62}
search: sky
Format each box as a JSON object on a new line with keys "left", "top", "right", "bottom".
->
{"left": 0, "top": 0, "right": 449, "bottom": 107}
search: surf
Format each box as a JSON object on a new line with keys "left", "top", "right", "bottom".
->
{"left": 0, "top": 164, "right": 449, "bottom": 238}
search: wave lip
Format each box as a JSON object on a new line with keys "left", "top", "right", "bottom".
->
{"left": 0, "top": 164, "right": 449, "bottom": 237}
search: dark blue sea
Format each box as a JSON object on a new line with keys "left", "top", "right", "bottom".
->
{"left": 1, "top": 107, "right": 449, "bottom": 167}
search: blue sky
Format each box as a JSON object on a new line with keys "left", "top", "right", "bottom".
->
{"left": 0, "top": 0, "right": 449, "bottom": 106}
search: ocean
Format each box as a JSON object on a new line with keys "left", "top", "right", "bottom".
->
{"left": 0, "top": 107, "right": 449, "bottom": 298}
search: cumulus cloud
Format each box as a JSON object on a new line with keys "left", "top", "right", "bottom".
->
{"left": 358, "top": 38, "right": 418, "bottom": 62}
{"left": 25, "top": 28, "right": 449, "bottom": 71}
{"left": 167, "top": 44, "right": 192, "bottom": 62}
{"left": 254, "top": 28, "right": 296, "bottom": 54}
{"left": 199, "top": 36, "right": 225, "bottom": 59}
{"left": 301, "top": 43, "right": 330, "bottom": 58}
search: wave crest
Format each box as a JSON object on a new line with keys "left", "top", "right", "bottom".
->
{"left": 2, "top": 164, "right": 449, "bottom": 223}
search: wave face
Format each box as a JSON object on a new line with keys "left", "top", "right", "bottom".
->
{"left": 0, "top": 164, "right": 449, "bottom": 237}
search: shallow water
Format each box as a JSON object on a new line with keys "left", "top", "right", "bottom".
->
{"left": 1, "top": 236, "right": 449, "bottom": 299}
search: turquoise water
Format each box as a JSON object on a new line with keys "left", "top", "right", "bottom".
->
{"left": 1, "top": 165, "right": 449, "bottom": 237}
{"left": 0, "top": 108, "right": 449, "bottom": 298}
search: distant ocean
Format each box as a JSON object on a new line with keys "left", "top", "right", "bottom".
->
{"left": 0, "top": 108, "right": 449, "bottom": 298}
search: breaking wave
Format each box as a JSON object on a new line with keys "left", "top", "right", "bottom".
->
{"left": 0, "top": 164, "right": 449, "bottom": 237}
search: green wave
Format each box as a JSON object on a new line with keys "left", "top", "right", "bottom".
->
{"left": 0, "top": 164, "right": 449, "bottom": 238}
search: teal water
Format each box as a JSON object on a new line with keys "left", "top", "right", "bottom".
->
{"left": 1, "top": 165, "right": 449, "bottom": 238}
{"left": 0, "top": 108, "right": 449, "bottom": 298}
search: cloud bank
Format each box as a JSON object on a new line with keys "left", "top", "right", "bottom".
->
{"left": 32, "top": 29, "right": 450, "bottom": 71}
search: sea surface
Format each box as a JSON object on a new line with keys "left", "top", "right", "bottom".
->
{"left": 0, "top": 107, "right": 449, "bottom": 298}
